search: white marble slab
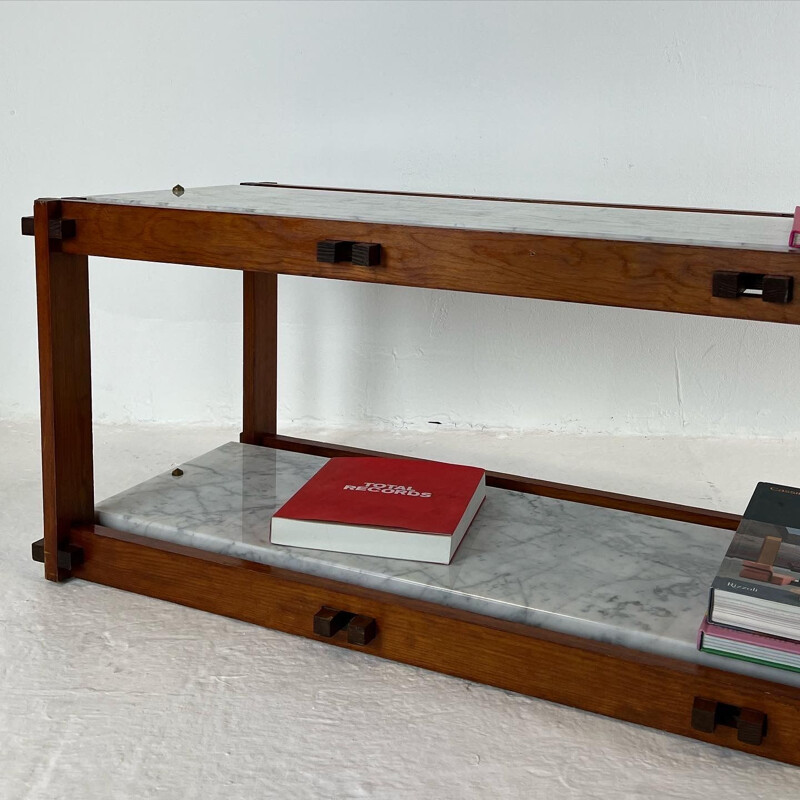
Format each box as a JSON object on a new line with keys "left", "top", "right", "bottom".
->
{"left": 86, "top": 184, "right": 796, "bottom": 253}
{"left": 94, "top": 442, "right": 800, "bottom": 687}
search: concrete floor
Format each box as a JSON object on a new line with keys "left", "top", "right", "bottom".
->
{"left": 3, "top": 420, "right": 800, "bottom": 799}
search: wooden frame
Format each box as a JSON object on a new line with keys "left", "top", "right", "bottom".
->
{"left": 29, "top": 186, "right": 800, "bottom": 766}
{"left": 34, "top": 199, "right": 94, "bottom": 583}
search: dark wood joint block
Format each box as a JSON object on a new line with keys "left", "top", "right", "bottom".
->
{"left": 712, "top": 271, "right": 792, "bottom": 304}
{"left": 737, "top": 708, "right": 767, "bottom": 746}
{"left": 21, "top": 216, "right": 77, "bottom": 240}
{"left": 351, "top": 242, "right": 382, "bottom": 267}
{"left": 313, "top": 606, "right": 354, "bottom": 637}
{"left": 762, "top": 275, "right": 793, "bottom": 304}
{"left": 691, "top": 697, "right": 766, "bottom": 745}
{"left": 711, "top": 271, "right": 744, "bottom": 299}
{"left": 31, "top": 538, "right": 85, "bottom": 572}
{"left": 55, "top": 219, "right": 77, "bottom": 240}
{"left": 691, "top": 697, "right": 718, "bottom": 732}
{"left": 316, "top": 240, "right": 353, "bottom": 263}
{"left": 31, "top": 538, "right": 45, "bottom": 564}
{"left": 347, "top": 614, "right": 378, "bottom": 645}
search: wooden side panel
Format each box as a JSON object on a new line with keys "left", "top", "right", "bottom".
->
{"left": 35, "top": 200, "right": 94, "bottom": 581}
{"left": 60, "top": 201, "right": 800, "bottom": 324}
{"left": 70, "top": 524, "right": 800, "bottom": 766}
{"left": 259, "top": 433, "right": 741, "bottom": 531}
{"left": 242, "top": 271, "right": 278, "bottom": 443}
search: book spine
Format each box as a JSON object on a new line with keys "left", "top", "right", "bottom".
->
{"left": 791, "top": 206, "right": 800, "bottom": 249}
{"left": 712, "top": 575, "right": 800, "bottom": 605}
{"left": 703, "top": 617, "right": 800, "bottom": 654}
{"left": 699, "top": 647, "right": 800, "bottom": 674}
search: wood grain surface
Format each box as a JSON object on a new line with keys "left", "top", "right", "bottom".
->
{"left": 70, "top": 523, "right": 800, "bottom": 766}
{"left": 59, "top": 201, "right": 800, "bottom": 324}
{"left": 34, "top": 199, "right": 94, "bottom": 581}
{"left": 242, "top": 271, "right": 278, "bottom": 444}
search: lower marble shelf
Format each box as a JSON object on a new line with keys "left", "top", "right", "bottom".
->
{"left": 95, "top": 441, "right": 797, "bottom": 688}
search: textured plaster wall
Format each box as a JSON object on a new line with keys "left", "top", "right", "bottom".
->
{"left": 2, "top": 1, "right": 800, "bottom": 435}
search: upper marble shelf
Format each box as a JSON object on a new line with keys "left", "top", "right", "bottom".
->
{"left": 85, "top": 184, "right": 797, "bottom": 254}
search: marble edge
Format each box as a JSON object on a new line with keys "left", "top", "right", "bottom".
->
{"left": 94, "top": 504, "right": 800, "bottom": 689}
{"left": 82, "top": 186, "right": 797, "bottom": 254}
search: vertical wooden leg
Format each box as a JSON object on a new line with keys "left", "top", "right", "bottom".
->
{"left": 242, "top": 271, "right": 278, "bottom": 444}
{"left": 35, "top": 199, "right": 94, "bottom": 582}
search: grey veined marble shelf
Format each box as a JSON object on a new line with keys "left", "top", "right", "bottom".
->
{"left": 87, "top": 184, "right": 795, "bottom": 253}
{"left": 95, "top": 442, "right": 797, "bottom": 688}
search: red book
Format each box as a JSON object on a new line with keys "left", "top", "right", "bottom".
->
{"left": 270, "top": 457, "right": 486, "bottom": 563}
{"left": 791, "top": 206, "right": 800, "bottom": 249}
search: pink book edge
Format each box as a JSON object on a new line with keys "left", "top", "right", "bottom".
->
{"left": 790, "top": 206, "right": 800, "bottom": 249}
{"left": 699, "top": 616, "right": 800, "bottom": 655}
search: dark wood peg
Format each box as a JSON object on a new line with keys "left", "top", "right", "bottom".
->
{"left": 20, "top": 216, "right": 76, "bottom": 240}
{"left": 351, "top": 242, "right": 381, "bottom": 267}
{"left": 316, "top": 240, "right": 353, "bottom": 263}
{"left": 31, "top": 538, "right": 84, "bottom": 571}
{"left": 347, "top": 614, "right": 377, "bottom": 645}
{"left": 690, "top": 697, "right": 718, "bottom": 732}
{"left": 736, "top": 707, "right": 767, "bottom": 745}
{"left": 762, "top": 275, "right": 792, "bottom": 304}
{"left": 313, "top": 606, "right": 354, "bottom": 637}
{"left": 711, "top": 271, "right": 744, "bottom": 298}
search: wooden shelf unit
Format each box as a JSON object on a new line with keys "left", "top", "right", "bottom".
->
{"left": 26, "top": 185, "right": 800, "bottom": 766}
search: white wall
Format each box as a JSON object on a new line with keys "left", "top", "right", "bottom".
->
{"left": 2, "top": 0, "right": 799, "bottom": 436}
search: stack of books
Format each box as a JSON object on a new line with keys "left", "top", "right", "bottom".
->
{"left": 701, "top": 481, "right": 800, "bottom": 674}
